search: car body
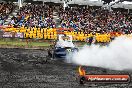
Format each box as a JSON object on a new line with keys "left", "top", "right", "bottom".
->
{"left": 48, "top": 34, "right": 78, "bottom": 59}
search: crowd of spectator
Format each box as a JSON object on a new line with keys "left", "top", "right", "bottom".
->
{"left": 59, "top": 6, "right": 132, "bottom": 34}
{"left": 10, "top": 4, "right": 56, "bottom": 28}
{"left": 0, "top": 2, "right": 16, "bottom": 26}
{"left": 0, "top": 2, "right": 132, "bottom": 34}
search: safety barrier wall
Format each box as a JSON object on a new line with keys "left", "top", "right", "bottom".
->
{"left": 2, "top": 27, "right": 130, "bottom": 43}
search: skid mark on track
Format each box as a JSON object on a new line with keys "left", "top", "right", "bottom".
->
{"left": 0, "top": 48, "right": 131, "bottom": 88}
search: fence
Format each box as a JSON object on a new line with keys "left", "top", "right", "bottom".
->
{"left": 1, "top": 26, "right": 130, "bottom": 43}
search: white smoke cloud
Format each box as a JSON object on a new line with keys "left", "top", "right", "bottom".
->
{"left": 67, "top": 36, "right": 132, "bottom": 70}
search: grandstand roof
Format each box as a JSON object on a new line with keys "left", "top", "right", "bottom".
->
{"left": 35, "top": 0, "right": 132, "bottom": 9}
{"left": 1, "top": 0, "right": 132, "bottom": 9}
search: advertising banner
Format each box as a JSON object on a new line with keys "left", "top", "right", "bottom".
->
{"left": 2, "top": 32, "right": 13, "bottom": 38}
{"left": 15, "top": 32, "right": 24, "bottom": 38}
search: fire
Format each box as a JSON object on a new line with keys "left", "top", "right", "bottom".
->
{"left": 78, "top": 66, "right": 86, "bottom": 76}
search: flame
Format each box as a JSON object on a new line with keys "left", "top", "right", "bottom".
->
{"left": 78, "top": 66, "right": 86, "bottom": 76}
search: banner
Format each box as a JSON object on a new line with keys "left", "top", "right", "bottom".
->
{"left": 2, "top": 32, "right": 13, "bottom": 38}
{"left": 0, "top": 30, "right": 3, "bottom": 38}
{"left": 15, "top": 32, "right": 24, "bottom": 38}
{"left": 2, "top": 32, "right": 24, "bottom": 38}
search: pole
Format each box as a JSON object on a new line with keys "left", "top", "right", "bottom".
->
{"left": 18, "top": 0, "right": 22, "bottom": 9}
{"left": 128, "top": 8, "right": 129, "bottom": 13}
{"left": 64, "top": 1, "right": 66, "bottom": 11}
{"left": 43, "top": 1, "right": 44, "bottom": 6}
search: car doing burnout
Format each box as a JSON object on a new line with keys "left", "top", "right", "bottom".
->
{"left": 48, "top": 34, "right": 78, "bottom": 59}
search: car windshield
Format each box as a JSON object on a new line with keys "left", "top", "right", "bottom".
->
{"left": 61, "top": 35, "right": 70, "bottom": 41}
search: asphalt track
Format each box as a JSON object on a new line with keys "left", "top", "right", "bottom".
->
{"left": 0, "top": 48, "right": 132, "bottom": 88}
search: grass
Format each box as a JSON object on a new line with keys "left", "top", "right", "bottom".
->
{"left": 0, "top": 38, "right": 88, "bottom": 48}
{"left": 0, "top": 38, "right": 51, "bottom": 47}
{"left": 29, "top": 42, "right": 51, "bottom": 47}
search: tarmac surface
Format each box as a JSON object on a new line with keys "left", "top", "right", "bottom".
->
{"left": 0, "top": 48, "right": 132, "bottom": 88}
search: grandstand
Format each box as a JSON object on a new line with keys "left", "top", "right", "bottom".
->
{"left": 0, "top": 0, "right": 132, "bottom": 43}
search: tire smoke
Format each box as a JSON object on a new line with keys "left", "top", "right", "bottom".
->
{"left": 68, "top": 36, "right": 132, "bottom": 70}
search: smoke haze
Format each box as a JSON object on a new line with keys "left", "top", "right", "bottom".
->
{"left": 67, "top": 36, "right": 132, "bottom": 70}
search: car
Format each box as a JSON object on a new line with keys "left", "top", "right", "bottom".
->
{"left": 48, "top": 34, "right": 78, "bottom": 60}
